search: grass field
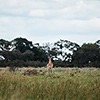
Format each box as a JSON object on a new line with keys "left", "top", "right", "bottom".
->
{"left": 0, "top": 67, "right": 100, "bottom": 100}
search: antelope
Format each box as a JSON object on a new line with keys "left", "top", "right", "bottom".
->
{"left": 47, "top": 56, "right": 53, "bottom": 72}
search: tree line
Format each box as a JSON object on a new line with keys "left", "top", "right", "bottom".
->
{"left": 0, "top": 37, "right": 100, "bottom": 67}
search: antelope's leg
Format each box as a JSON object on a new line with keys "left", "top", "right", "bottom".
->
{"left": 48, "top": 66, "right": 52, "bottom": 72}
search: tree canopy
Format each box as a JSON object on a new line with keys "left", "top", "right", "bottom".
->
{"left": 72, "top": 43, "right": 100, "bottom": 67}
{"left": 0, "top": 37, "right": 100, "bottom": 67}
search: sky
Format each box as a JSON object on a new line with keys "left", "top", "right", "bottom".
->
{"left": 0, "top": 0, "right": 100, "bottom": 46}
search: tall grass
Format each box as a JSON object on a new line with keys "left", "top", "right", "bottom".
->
{"left": 0, "top": 67, "right": 100, "bottom": 100}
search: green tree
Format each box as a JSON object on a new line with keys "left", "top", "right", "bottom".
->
{"left": 0, "top": 50, "right": 22, "bottom": 61}
{"left": 0, "top": 39, "right": 12, "bottom": 51}
{"left": 95, "top": 40, "right": 100, "bottom": 48}
{"left": 22, "top": 50, "right": 35, "bottom": 61}
{"left": 32, "top": 47, "right": 47, "bottom": 61}
{"left": 54, "top": 39, "right": 80, "bottom": 61}
{"left": 41, "top": 39, "right": 80, "bottom": 62}
{"left": 72, "top": 43, "right": 100, "bottom": 67}
{"left": 11, "top": 37, "right": 33, "bottom": 53}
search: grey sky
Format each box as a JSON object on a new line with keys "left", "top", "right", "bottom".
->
{"left": 0, "top": 0, "right": 100, "bottom": 45}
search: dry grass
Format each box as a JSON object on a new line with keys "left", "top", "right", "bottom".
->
{"left": 0, "top": 67, "right": 100, "bottom": 100}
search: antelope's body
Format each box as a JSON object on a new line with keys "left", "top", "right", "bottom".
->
{"left": 47, "top": 56, "right": 53, "bottom": 72}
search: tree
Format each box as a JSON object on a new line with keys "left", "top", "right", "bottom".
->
{"left": 0, "top": 55, "right": 5, "bottom": 60}
{"left": 54, "top": 39, "right": 80, "bottom": 61}
{"left": 0, "top": 39, "right": 12, "bottom": 51}
{"left": 95, "top": 40, "right": 100, "bottom": 48}
{"left": 22, "top": 50, "right": 35, "bottom": 61}
{"left": 0, "top": 50, "right": 22, "bottom": 61}
{"left": 72, "top": 43, "right": 100, "bottom": 67}
{"left": 32, "top": 46, "right": 48, "bottom": 61}
{"left": 42, "top": 42, "right": 53, "bottom": 54}
{"left": 41, "top": 39, "right": 80, "bottom": 62}
{"left": 11, "top": 37, "right": 33, "bottom": 53}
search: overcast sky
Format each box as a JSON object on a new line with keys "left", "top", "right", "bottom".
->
{"left": 0, "top": 0, "right": 100, "bottom": 45}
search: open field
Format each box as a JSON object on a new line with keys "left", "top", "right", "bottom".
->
{"left": 0, "top": 67, "right": 100, "bottom": 100}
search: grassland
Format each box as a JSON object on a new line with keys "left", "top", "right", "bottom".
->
{"left": 0, "top": 67, "right": 100, "bottom": 100}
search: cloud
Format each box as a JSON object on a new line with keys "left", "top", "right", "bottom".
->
{"left": 59, "top": 0, "right": 100, "bottom": 20}
{"left": 0, "top": 0, "right": 100, "bottom": 20}
{"left": 0, "top": 0, "right": 100, "bottom": 45}
{"left": 29, "top": 9, "right": 51, "bottom": 17}
{"left": 28, "top": 0, "right": 100, "bottom": 20}
{"left": 0, "top": 15, "right": 100, "bottom": 40}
